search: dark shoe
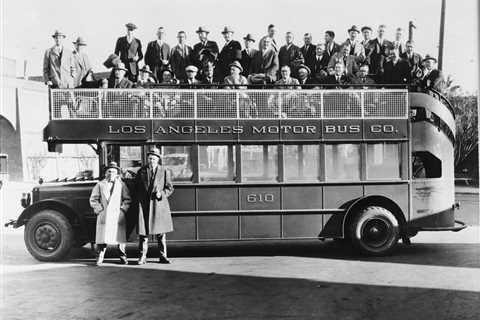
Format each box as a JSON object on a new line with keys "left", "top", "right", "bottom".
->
{"left": 119, "top": 255, "right": 128, "bottom": 265}
{"left": 159, "top": 256, "right": 170, "bottom": 264}
{"left": 138, "top": 256, "right": 147, "bottom": 265}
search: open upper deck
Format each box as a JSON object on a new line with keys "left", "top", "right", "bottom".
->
{"left": 50, "top": 88, "right": 409, "bottom": 120}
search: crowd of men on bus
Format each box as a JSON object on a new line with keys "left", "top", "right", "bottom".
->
{"left": 43, "top": 23, "right": 445, "bottom": 92}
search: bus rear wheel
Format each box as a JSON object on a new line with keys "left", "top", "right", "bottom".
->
{"left": 349, "top": 206, "right": 400, "bottom": 256}
{"left": 24, "top": 210, "right": 74, "bottom": 261}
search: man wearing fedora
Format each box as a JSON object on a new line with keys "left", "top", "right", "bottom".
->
{"left": 145, "top": 27, "right": 171, "bottom": 81}
{"left": 136, "top": 65, "right": 157, "bottom": 88}
{"left": 223, "top": 61, "right": 248, "bottom": 89}
{"left": 134, "top": 147, "right": 174, "bottom": 264}
{"left": 343, "top": 25, "right": 365, "bottom": 63}
{"left": 89, "top": 161, "right": 131, "bottom": 266}
{"left": 240, "top": 34, "right": 258, "bottom": 78}
{"left": 217, "top": 26, "right": 242, "bottom": 81}
{"left": 108, "top": 63, "right": 134, "bottom": 88}
{"left": 192, "top": 26, "right": 219, "bottom": 70}
{"left": 43, "top": 30, "right": 76, "bottom": 88}
{"left": 170, "top": 31, "right": 193, "bottom": 81}
{"left": 114, "top": 23, "right": 143, "bottom": 82}
{"left": 72, "top": 37, "right": 92, "bottom": 88}
{"left": 419, "top": 55, "right": 445, "bottom": 93}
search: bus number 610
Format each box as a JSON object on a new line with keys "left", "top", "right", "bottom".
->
{"left": 246, "top": 193, "right": 275, "bottom": 203}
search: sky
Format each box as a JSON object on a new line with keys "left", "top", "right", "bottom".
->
{"left": 1, "top": 0, "right": 478, "bottom": 92}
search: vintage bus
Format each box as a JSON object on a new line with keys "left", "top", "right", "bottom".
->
{"left": 7, "top": 86, "right": 465, "bottom": 260}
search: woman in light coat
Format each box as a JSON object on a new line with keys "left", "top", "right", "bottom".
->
{"left": 89, "top": 161, "right": 131, "bottom": 266}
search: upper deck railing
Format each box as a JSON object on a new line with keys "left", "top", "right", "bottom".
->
{"left": 50, "top": 88, "right": 409, "bottom": 120}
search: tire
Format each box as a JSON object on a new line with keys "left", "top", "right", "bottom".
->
{"left": 348, "top": 206, "right": 400, "bottom": 256}
{"left": 24, "top": 210, "right": 74, "bottom": 261}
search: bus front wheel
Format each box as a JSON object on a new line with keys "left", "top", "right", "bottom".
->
{"left": 24, "top": 210, "right": 74, "bottom": 261}
{"left": 349, "top": 206, "right": 400, "bottom": 256}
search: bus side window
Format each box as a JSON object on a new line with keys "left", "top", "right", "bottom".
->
{"left": 325, "top": 144, "right": 361, "bottom": 181}
{"left": 241, "top": 145, "right": 278, "bottom": 182}
{"left": 199, "top": 145, "right": 236, "bottom": 182}
{"left": 158, "top": 145, "right": 193, "bottom": 182}
{"left": 106, "top": 145, "right": 142, "bottom": 179}
{"left": 412, "top": 151, "right": 442, "bottom": 179}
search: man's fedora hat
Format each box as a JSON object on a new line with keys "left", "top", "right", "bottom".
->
{"left": 105, "top": 161, "right": 121, "bottom": 172}
{"left": 139, "top": 65, "right": 153, "bottom": 74}
{"left": 348, "top": 25, "right": 361, "bottom": 33}
{"left": 125, "top": 22, "right": 137, "bottom": 30}
{"left": 423, "top": 54, "right": 437, "bottom": 63}
{"left": 185, "top": 65, "right": 199, "bottom": 72}
{"left": 243, "top": 34, "right": 255, "bottom": 42}
{"left": 103, "top": 53, "right": 121, "bottom": 69}
{"left": 361, "top": 26, "right": 372, "bottom": 32}
{"left": 221, "top": 26, "right": 234, "bottom": 34}
{"left": 113, "top": 62, "right": 128, "bottom": 72}
{"left": 52, "top": 30, "right": 66, "bottom": 38}
{"left": 72, "top": 37, "right": 87, "bottom": 46}
{"left": 147, "top": 147, "right": 162, "bottom": 159}
{"left": 229, "top": 61, "right": 243, "bottom": 73}
{"left": 196, "top": 26, "right": 209, "bottom": 34}
{"left": 297, "top": 64, "right": 311, "bottom": 75}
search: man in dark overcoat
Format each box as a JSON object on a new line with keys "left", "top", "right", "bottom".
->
{"left": 192, "top": 26, "right": 219, "bottom": 70}
{"left": 114, "top": 23, "right": 143, "bottom": 82}
{"left": 216, "top": 26, "right": 242, "bottom": 81}
{"left": 134, "top": 147, "right": 174, "bottom": 264}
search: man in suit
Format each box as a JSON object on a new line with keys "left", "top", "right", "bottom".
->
{"left": 400, "top": 40, "right": 423, "bottom": 82}
{"left": 114, "top": 23, "right": 143, "bottom": 82}
{"left": 170, "top": 31, "right": 193, "bottom": 81}
{"left": 361, "top": 26, "right": 376, "bottom": 67}
{"left": 192, "top": 26, "right": 219, "bottom": 70}
{"left": 328, "top": 43, "right": 359, "bottom": 77}
{"left": 324, "top": 62, "right": 350, "bottom": 86}
{"left": 370, "top": 24, "right": 392, "bottom": 79}
{"left": 181, "top": 65, "right": 201, "bottom": 88}
{"left": 275, "top": 65, "right": 300, "bottom": 89}
{"left": 278, "top": 32, "right": 304, "bottom": 77}
{"left": 240, "top": 34, "right": 258, "bottom": 78}
{"left": 135, "top": 147, "right": 174, "bottom": 265}
{"left": 350, "top": 64, "right": 376, "bottom": 86}
{"left": 72, "top": 37, "right": 91, "bottom": 88}
{"left": 297, "top": 64, "right": 317, "bottom": 88}
{"left": 324, "top": 30, "right": 341, "bottom": 62}
{"left": 392, "top": 27, "right": 406, "bottom": 55}
{"left": 108, "top": 63, "right": 134, "bottom": 88}
{"left": 259, "top": 24, "right": 278, "bottom": 52}
{"left": 43, "top": 30, "right": 75, "bottom": 88}
{"left": 382, "top": 49, "right": 411, "bottom": 85}
{"left": 343, "top": 25, "right": 365, "bottom": 63}
{"left": 249, "top": 37, "right": 279, "bottom": 84}
{"left": 312, "top": 43, "right": 330, "bottom": 83}
{"left": 300, "top": 33, "right": 316, "bottom": 74}
{"left": 216, "top": 26, "right": 242, "bottom": 81}
{"left": 200, "top": 61, "right": 219, "bottom": 88}
{"left": 420, "top": 55, "right": 445, "bottom": 93}
{"left": 145, "top": 27, "right": 171, "bottom": 81}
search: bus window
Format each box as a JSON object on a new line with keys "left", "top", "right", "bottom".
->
{"left": 366, "top": 143, "right": 401, "bottom": 180}
{"left": 413, "top": 151, "right": 442, "bottom": 179}
{"left": 241, "top": 145, "right": 278, "bottom": 182}
{"left": 160, "top": 146, "right": 193, "bottom": 182}
{"left": 325, "top": 144, "right": 361, "bottom": 181}
{"left": 106, "top": 145, "right": 142, "bottom": 178}
{"left": 199, "top": 145, "right": 236, "bottom": 182}
{"left": 284, "top": 145, "right": 320, "bottom": 181}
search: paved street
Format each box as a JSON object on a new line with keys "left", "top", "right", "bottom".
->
{"left": 1, "top": 184, "right": 479, "bottom": 320}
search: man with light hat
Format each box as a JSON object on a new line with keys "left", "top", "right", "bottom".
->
{"left": 223, "top": 61, "right": 248, "bottom": 89}
{"left": 192, "top": 26, "right": 219, "bottom": 69}
{"left": 420, "top": 55, "right": 445, "bottom": 92}
{"left": 72, "top": 37, "right": 92, "bottom": 87}
{"left": 108, "top": 62, "right": 134, "bottom": 88}
{"left": 89, "top": 161, "right": 131, "bottom": 266}
{"left": 217, "top": 26, "right": 242, "bottom": 81}
{"left": 134, "top": 147, "right": 174, "bottom": 264}
{"left": 43, "top": 30, "right": 75, "bottom": 88}
{"left": 181, "top": 65, "right": 200, "bottom": 88}
{"left": 114, "top": 23, "right": 143, "bottom": 82}
{"left": 137, "top": 65, "right": 157, "bottom": 88}
{"left": 343, "top": 25, "right": 365, "bottom": 62}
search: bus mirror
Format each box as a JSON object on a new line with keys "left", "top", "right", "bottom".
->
{"left": 48, "top": 142, "right": 63, "bottom": 153}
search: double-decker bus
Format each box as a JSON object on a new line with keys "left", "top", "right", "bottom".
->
{"left": 7, "top": 86, "right": 465, "bottom": 260}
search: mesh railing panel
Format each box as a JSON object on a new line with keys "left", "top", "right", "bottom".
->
{"left": 50, "top": 89, "right": 408, "bottom": 120}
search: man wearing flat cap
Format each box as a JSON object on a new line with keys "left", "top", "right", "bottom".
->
{"left": 419, "top": 55, "right": 445, "bottom": 93}
{"left": 43, "top": 30, "right": 76, "bottom": 88}
{"left": 89, "top": 161, "right": 131, "bottom": 266}
{"left": 181, "top": 65, "right": 201, "bottom": 88}
{"left": 192, "top": 26, "right": 219, "bottom": 70}
{"left": 240, "top": 34, "right": 258, "bottom": 78}
{"left": 72, "top": 37, "right": 92, "bottom": 88}
{"left": 134, "top": 147, "right": 174, "bottom": 264}
{"left": 217, "top": 26, "right": 242, "bottom": 81}
{"left": 145, "top": 27, "right": 171, "bottom": 81}
{"left": 343, "top": 25, "right": 365, "bottom": 63}
{"left": 114, "top": 23, "right": 143, "bottom": 82}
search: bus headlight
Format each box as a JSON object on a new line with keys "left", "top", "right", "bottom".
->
{"left": 21, "top": 193, "right": 31, "bottom": 208}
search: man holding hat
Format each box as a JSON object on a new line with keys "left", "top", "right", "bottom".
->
{"left": 145, "top": 27, "right": 171, "bottom": 81}
{"left": 217, "top": 26, "right": 242, "bottom": 81}
{"left": 192, "top": 26, "right": 219, "bottom": 70}
{"left": 72, "top": 37, "right": 92, "bottom": 88}
{"left": 43, "top": 30, "right": 75, "bottom": 88}
{"left": 134, "top": 147, "right": 174, "bottom": 264}
{"left": 420, "top": 55, "right": 445, "bottom": 93}
{"left": 89, "top": 161, "right": 131, "bottom": 266}
{"left": 343, "top": 25, "right": 365, "bottom": 63}
{"left": 114, "top": 23, "right": 143, "bottom": 82}
{"left": 108, "top": 63, "right": 134, "bottom": 88}
{"left": 240, "top": 34, "right": 258, "bottom": 78}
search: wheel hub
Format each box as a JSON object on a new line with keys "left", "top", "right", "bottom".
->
{"left": 361, "top": 219, "right": 391, "bottom": 248}
{"left": 34, "top": 223, "right": 60, "bottom": 250}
